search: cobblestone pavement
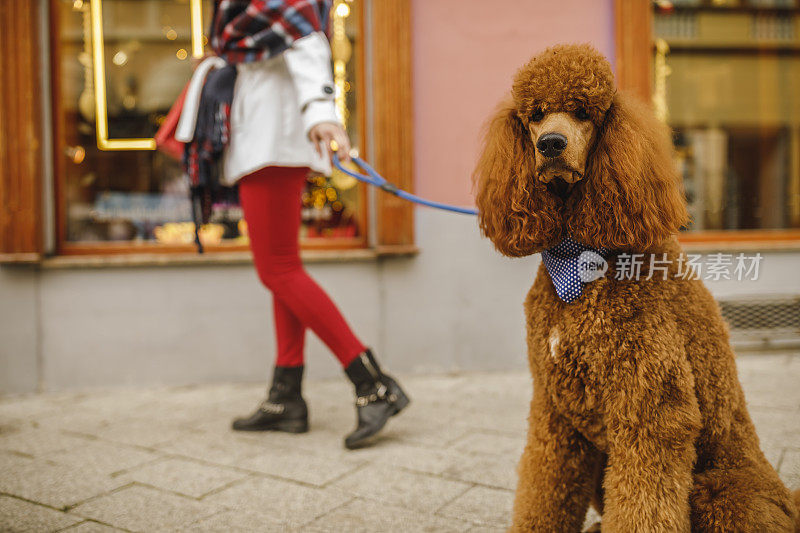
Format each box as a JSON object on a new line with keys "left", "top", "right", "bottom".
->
{"left": 1, "top": 352, "right": 799, "bottom": 532}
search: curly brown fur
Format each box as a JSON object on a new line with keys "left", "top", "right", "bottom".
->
{"left": 474, "top": 44, "right": 799, "bottom": 532}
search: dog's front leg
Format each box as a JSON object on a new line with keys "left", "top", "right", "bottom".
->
{"left": 601, "top": 349, "right": 701, "bottom": 533}
{"left": 511, "top": 388, "right": 600, "bottom": 532}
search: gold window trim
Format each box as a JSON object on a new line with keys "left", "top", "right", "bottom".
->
{"left": 89, "top": 0, "right": 205, "bottom": 151}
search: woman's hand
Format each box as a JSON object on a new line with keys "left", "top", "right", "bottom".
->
{"left": 309, "top": 122, "right": 351, "bottom": 163}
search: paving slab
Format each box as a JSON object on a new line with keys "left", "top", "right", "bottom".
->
{"left": 306, "top": 497, "right": 473, "bottom": 532}
{"left": 437, "top": 485, "right": 514, "bottom": 527}
{"left": 0, "top": 455, "right": 129, "bottom": 510}
{"left": 346, "top": 440, "right": 459, "bottom": 476}
{"left": 235, "top": 445, "right": 363, "bottom": 486}
{"left": 25, "top": 408, "right": 121, "bottom": 437}
{"left": 749, "top": 407, "right": 800, "bottom": 453}
{"left": 779, "top": 448, "right": 800, "bottom": 488}
{"left": 377, "top": 412, "right": 472, "bottom": 449}
{"left": 78, "top": 417, "right": 196, "bottom": 449}
{"left": 48, "top": 439, "right": 159, "bottom": 476}
{"left": 204, "top": 477, "right": 352, "bottom": 527}
{"left": 119, "top": 457, "right": 249, "bottom": 498}
{"left": 0, "top": 495, "right": 81, "bottom": 532}
{"left": 0, "top": 424, "right": 98, "bottom": 458}
{"left": 448, "top": 431, "right": 526, "bottom": 458}
{"left": 332, "top": 463, "right": 472, "bottom": 514}
{"left": 439, "top": 453, "right": 519, "bottom": 491}
{"left": 155, "top": 430, "right": 271, "bottom": 466}
{"left": 236, "top": 426, "right": 349, "bottom": 454}
{"left": 175, "top": 509, "right": 287, "bottom": 532}
{"left": 465, "top": 526, "right": 508, "bottom": 533}
{"left": 70, "top": 484, "right": 222, "bottom": 532}
{"left": 202, "top": 475, "right": 350, "bottom": 528}
{"left": 59, "top": 520, "right": 126, "bottom": 532}
{"left": 0, "top": 395, "right": 75, "bottom": 422}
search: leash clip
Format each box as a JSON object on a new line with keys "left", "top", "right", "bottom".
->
{"left": 379, "top": 183, "right": 399, "bottom": 195}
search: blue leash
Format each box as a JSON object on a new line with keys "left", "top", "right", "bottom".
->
{"left": 332, "top": 153, "right": 478, "bottom": 216}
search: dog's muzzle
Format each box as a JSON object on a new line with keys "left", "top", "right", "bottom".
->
{"left": 539, "top": 164, "right": 582, "bottom": 201}
{"left": 546, "top": 177, "right": 575, "bottom": 200}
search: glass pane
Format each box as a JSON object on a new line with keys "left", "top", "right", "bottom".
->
{"left": 653, "top": 0, "right": 800, "bottom": 232}
{"left": 55, "top": 0, "right": 365, "bottom": 248}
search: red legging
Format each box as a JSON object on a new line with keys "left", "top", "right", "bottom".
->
{"left": 239, "top": 166, "right": 365, "bottom": 368}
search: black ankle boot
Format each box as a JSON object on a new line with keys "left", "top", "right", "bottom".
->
{"left": 343, "top": 349, "right": 409, "bottom": 449}
{"left": 232, "top": 366, "right": 309, "bottom": 433}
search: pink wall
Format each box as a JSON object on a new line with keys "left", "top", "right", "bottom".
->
{"left": 411, "top": 0, "right": 615, "bottom": 206}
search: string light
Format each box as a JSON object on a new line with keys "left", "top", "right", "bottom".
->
{"left": 65, "top": 145, "right": 86, "bottom": 164}
{"left": 335, "top": 2, "right": 350, "bottom": 17}
{"left": 112, "top": 50, "right": 128, "bottom": 66}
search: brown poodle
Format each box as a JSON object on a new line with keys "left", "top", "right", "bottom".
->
{"left": 474, "top": 43, "right": 799, "bottom": 532}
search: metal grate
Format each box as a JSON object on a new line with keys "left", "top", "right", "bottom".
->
{"left": 752, "top": 14, "right": 796, "bottom": 42}
{"left": 720, "top": 298, "right": 800, "bottom": 331}
{"left": 719, "top": 296, "right": 800, "bottom": 349}
{"left": 654, "top": 13, "right": 698, "bottom": 40}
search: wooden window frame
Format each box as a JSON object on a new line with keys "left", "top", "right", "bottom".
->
{"left": 615, "top": 0, "right": 800, "bottom": 248}
{"left": 0, "top": 0, "right": 414, "bottom": 263}
{"left": 0, "top": 1, "right": 44, "bottom": 262}
{"left": 369, "top": 0, "right": 415, "bottom": 255}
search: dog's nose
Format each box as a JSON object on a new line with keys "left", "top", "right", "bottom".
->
{"left": 536, "top": 133, "right": 568, "bottom": 158}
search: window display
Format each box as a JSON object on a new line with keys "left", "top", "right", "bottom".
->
{"left": 54, "top": 0, "right": 365, "bottom": 253}
{"left": 654, "top": 0, "right": 800, "bottom": 233}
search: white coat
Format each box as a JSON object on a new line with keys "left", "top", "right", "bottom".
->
{"left": 177, "top": 32, "right": 339, "bottom": 186}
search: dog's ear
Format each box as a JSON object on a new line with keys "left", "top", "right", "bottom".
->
{"left": 569, "top": 92, "right": 689, "bottom": 251}
{"left": 474, "top": 100, "right": 562, "bottom": 256}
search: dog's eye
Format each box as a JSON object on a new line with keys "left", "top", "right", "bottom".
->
{"left": 575, "top": 107, "right": 590, "bottom": 121}
{"left": 531, "top": 108, "right": 544, "bottom": 122}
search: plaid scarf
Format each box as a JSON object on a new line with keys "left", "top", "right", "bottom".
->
{"left": 184, "top": 0, "right": 332, "bottom": 251}
{"left": 211, "top": 0, "right": 331, "bottom": 63}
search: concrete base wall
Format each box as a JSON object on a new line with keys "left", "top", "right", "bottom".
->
{"left": 1, "top": 209, "right": 798, "bottom": 393}
{"left": 0, "top": 268, "right": 40, "bottom": 393}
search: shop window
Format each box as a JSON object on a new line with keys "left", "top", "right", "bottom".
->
{"left": 52, "top": 0, "right": 367, "bottom": 255}
{"left": 653, "top": 0, "right": 800, "bottom": 238}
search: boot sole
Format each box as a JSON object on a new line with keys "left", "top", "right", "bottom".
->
{"left": 344, "top": 422, "right": 387, "bottom": 449}
{"left": 232, "top": 420, "right": 309, "bottom": 433}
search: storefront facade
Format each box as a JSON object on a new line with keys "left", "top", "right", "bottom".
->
{"left": 2, "top": 0, "right": 799, "bottom": 393}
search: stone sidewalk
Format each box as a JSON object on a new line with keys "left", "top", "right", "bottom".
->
{"left": 1, "top": 353, "right": 799, "bottom": 532}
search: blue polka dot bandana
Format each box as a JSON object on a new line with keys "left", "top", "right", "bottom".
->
{"left": 541, "top": 238, "right": 611, "bottom": 303}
